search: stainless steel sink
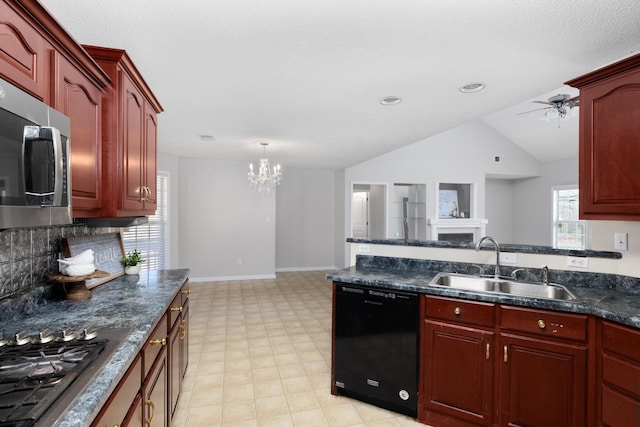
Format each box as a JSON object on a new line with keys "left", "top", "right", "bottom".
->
{"left": 428, "top": 273, "right": 576, "bottom": 301}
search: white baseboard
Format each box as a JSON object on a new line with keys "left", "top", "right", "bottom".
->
{"left": 275, "top": 266, "right": 336, "bottom": 272}
{"left": 190, "top": 274, "right": 276, "bottom": 282}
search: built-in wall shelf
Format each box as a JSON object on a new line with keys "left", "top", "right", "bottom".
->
{"left": 392, "top": 183, "right": 426, "bottom": 240}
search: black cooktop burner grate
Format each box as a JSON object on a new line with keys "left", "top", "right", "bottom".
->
{"left": 0, "top": 339, "right": 107, "bottom": 426}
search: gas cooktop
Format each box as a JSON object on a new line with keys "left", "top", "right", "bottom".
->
{"left": 0, "top": 327, "right": 131, "bottom": 427}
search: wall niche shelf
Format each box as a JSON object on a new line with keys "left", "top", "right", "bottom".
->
{"left": 431, "top": 182, "right": 485, "bottom": 242}
{"left": 392, "top": 183, "right": 426, "bottom": 240}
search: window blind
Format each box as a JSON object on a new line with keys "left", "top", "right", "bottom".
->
{"left": 121, "top": 171, "right": 169, "bottom": 271}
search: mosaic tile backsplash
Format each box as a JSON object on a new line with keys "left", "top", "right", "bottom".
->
{"left": 0, "top": 223, "right": 105, "bottom": 316}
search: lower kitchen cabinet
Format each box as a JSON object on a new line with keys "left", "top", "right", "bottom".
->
{"left": 91, "top": 279, "right": 189, "bottom": 427}
{"left": 420, "top": 296, "right": 495, "bottom": 427}
{"left": 597, "top": 320, "right": 640, "bottom": 427}
{"left": 419, "top": 297, "right": 588, "bottom": 427}
{"left": 499, "top": 306, "right": 588, "bottom": 427}
{"left": 169, "top": 280, "right": 190, "bottom": 421}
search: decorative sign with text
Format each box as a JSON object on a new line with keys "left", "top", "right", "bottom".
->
{"left": 62, "top": 233, "right": 126, "bottom": 288}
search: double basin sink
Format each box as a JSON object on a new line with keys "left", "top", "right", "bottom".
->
{"left": 428, "top": 273, "right": 576, "bottom": 301}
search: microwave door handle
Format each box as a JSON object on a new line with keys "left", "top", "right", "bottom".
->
{"left": 22, "top": 126, "right": 61, "bottom": 205}
{"left": 49, "top": 126, "right": 64, "bottom": 206}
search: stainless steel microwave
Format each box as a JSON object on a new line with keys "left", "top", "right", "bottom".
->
{"left": 0, "top": 77, "right": 72, "bottom": 228}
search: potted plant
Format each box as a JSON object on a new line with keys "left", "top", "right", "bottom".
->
{"left": 121, "top": 249, "right": 145, "bottom": 275}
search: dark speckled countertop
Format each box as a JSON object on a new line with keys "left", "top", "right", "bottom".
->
{"left": 1, "top": 268, "right": 190, "bottom": 427}
{"left": 327, "top": 256, "right": 640, "bottom": 329}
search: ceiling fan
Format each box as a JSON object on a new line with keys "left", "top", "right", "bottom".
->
{"left": 517, "top": 94, "right": 580, "bottom": 120}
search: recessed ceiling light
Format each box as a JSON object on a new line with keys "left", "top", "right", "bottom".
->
{"left": 380, "top": 96, "right": 402, "bottom": 105}
{"left": 198, "top": 134, "right": 215, "bottom": 141}
{"left": 459, "top": 83, "right": 485, "bottom": 93}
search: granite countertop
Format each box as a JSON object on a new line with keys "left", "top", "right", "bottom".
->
{"left": 327, "top": 258, "right": 640, "bottom": 329}
{"left": 4, "top": 268, "right": 190, "bottom": 427}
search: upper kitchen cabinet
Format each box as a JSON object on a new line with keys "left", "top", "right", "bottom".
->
{"left": 51, "top": 53, "right": 107, "bottom": 216}
{"left": 0, "top": 0, "right": 112, "bottom": 217}
{"left": 83, "top": 46, "right": 163, "bottom": 217}
{"left": 0, "top": 1, "right": 47, "bottom": 99}
{"left": 566, "top": 53, "right": 640, "bottom": 220}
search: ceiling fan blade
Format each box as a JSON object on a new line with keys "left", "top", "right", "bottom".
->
{"left": 517, "top": 106, "right": 552, "bottom": 115}
{"left": 532, "top": 100, "right": 553, "bottom": 105}
{"left": 569, "top": 96, "right": 580, "bottom": 105}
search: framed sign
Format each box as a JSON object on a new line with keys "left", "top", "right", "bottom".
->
{"left": 62, "top": 232, "right": 125, "bottom": 288}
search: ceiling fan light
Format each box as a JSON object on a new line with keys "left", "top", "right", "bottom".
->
{"left": 547, "top": 109, "right": 559, "bottom": 119}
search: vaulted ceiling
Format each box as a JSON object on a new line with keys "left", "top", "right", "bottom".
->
{"left": 41, "top": 0, "right": 640, "bottom": 169}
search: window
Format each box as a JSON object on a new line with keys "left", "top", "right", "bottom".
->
{"left": 121, "top": 171, "right": 169, "bottom": 271}
{"left": 552, "top": 186, "right": 586, "bottom": 250}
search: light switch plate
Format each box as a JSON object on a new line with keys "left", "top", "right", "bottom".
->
{"left": 358, "top": 244, "right": 371, "bottom": 253}
{"left": 614, "top": 233, "right": 628, "bottom": 251}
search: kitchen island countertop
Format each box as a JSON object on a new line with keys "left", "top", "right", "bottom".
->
{"left": 4, "top": 268, "right": 190, "bottom": 427}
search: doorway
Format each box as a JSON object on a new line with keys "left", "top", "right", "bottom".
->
{"left": 351, "top": 183, "right": 386, "bottom": 239}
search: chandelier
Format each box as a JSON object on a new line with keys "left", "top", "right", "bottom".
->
{"left": 247, "top": 142, "right": 282, "bottom": 194}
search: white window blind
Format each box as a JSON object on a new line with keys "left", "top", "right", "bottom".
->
{"left": 552, "top": 186, "right": 586, "bottom": 250}
{"left": 121, "top": 171, "right": 169, "bottom": 271}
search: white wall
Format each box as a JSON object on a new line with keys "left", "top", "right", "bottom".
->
{"left": 178, "top": 158, "right": 276, "bottom": 280}
{"left": 511, "top": 157, "right": 578, "bottom": 245}
{"left": 275, "top": 168, "right": 336, "bottom": 271}
{"left": 341, "top": 120, "right": 542, "bottom": 267}
{"left": 169, "top": 157, "right": 336, "bottom": 280}
{"left": 334, "top": 169, "right": 346, "bottom": 269}
{"left": 485, "top": 178, "right": 513, "bottom": 243}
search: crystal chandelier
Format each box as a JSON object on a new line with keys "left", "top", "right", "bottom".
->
{"left": 247, "top": 142, "right": 282, "bottom": 194}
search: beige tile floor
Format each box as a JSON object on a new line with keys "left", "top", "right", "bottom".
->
{"left": 172, "top": 270, "right": 424, "bottom": 427}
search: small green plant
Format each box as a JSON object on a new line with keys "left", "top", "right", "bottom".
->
{"left": 121, "top": 250, "right": 145, "bottom": 267}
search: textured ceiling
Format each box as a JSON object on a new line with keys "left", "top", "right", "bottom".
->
{"left": 40, "top": 0, "right": 640, "bottom": 169}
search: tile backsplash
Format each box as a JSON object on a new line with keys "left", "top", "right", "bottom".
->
{"left": 0, "top": 223, "right": 107, "bottom": 316}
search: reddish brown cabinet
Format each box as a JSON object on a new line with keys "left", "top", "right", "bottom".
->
{"left": 597, "top": 320, "right": 640, "bottom": 427}
{"left": 0, "top": 1, "right": 48, "bottom": 99}
{"left": 91, "top": 279, "right": 189, "bottom": 427}
{"left": 420, "top": 296, "right": 495, "bottom": 427}
{"left": 566, "top": 53, "right": 640, "bottom": 220}
{"left": 499, "top": 307, "right": 588, "bottom": 427}
{"left": 168, "top": 280, "right": 190, "bottom": 422}
{"left": 51, "top": 52, "right": 106, "bottom": 216}
{"left": 419, "top": 299, "right": 589, "bottom": 427}
{"left": 82, "top": 45, "right": 163, "bottom": 218}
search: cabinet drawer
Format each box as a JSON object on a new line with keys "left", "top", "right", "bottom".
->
{"left": 603, "top": 354, "right": 640, "bottom": 399}
{"left": 180, "top": 279, "right": 191, "bottom": 305}
{"left": 602, "top": 321, "right": 640, "bottom": 362}
{"left": 602, "top": 385, "right": 640, "bottom": 427}
{"left": 168, "top": 293, "right": 183, "bottom": 328}
{"left": 500, "top": 306, "right": 587, "bottom": 342}
{"left": 425, "top": 295, "right": 495, "bottom": 328}
{"left": 144, "top": 313, "right": 168, "bottom": 379}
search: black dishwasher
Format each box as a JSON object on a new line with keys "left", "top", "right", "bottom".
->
{"left": 333, "top": 282, "right": 419, "bottom": 417}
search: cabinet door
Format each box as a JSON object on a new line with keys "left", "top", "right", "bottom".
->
{"left": 143, "top": 102, "right": 158, "bottom": 212}
{"left": 499, "top": 333, "right": 587, "bottom": 427}
{"left": 0, "top": 2, "right": 47, "bottom": 98}
{"left": 120, "top": 72, "right": 145, "bottom": 212}
{"left": 580, "top": 73, "right": 640, "bottom": 219}
{"left": 144, "top": 347, "right": 168, "bottom": 427}
{"left": 122, "top": 392, "right": 144, "bottom": 427}
{"left": 180, "top": 300, "right": 189, "bottom": 382}
{"left": 52, "top": 52, "right": 103, "bottom": 216}
{"left": 422, "top": 320, "right": 494, "bottom": 427}
{"left": 169, "top": 313, "right": 181, "bottom": 420}
{"left": 90, "top": 355, "right": 142, "bottom": 427}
